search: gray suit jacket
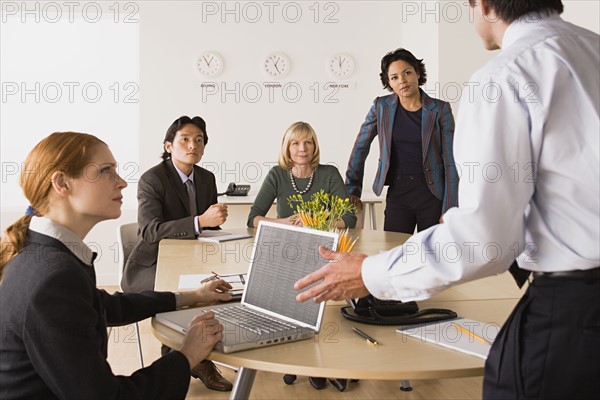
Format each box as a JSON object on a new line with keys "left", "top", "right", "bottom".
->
{"left": 122, "top": 160, "right": 218, "bottom": 292}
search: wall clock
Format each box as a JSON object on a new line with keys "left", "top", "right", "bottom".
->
{"left": 263, "top": 52, "right": 291, "bottom": 79}
{"left": 197, "top": 51, "right": 223, "bottom": 77}
{"left": 327, "top": 53, "right": 355, "bottom": 79}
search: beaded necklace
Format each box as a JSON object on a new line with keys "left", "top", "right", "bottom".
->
{"left": 289, "top": 168, "right": 315, "bottom": 194}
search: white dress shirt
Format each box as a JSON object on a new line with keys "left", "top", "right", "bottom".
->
{"left": 363, "top": 14, "right": 600, "bottom": 301}
{"left": 29, "top": 217, "right": 94, "bottom": 266}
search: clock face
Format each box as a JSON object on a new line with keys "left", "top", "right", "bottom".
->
{"left": 263, "top": 52, "right": 290, "bottom": 78}
{"left": 197, "top": 52, "right": 223, "bottom": 77}
{"left": 328, "top": 53, "right": 355, "bottom": 79}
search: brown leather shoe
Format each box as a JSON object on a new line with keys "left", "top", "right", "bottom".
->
{"left": 191, "top": 360, "right": 233, "bottom": 392}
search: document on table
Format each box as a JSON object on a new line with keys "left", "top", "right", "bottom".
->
{"left": 197, "top": 230, "right": 252, "bottom": 242}
{"left": 397, "top": 318, "right": 500, "bottom": 359}
{"left": 178, "top": 274, "right": 213, "bottom": 289}
{"left": 178, "top": 273, "right": 247, "bottom": 299}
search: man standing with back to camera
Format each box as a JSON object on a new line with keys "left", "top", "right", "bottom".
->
{"left": 294, "top": 1, "right": 599, "bottom": 399}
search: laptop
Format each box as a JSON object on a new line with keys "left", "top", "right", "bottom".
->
{"left": 155, "top": 221, "right": 338, "bottom": 353}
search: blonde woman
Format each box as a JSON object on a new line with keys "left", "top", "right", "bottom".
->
{"left": 0, "top": 132, "right": 231, "bottom": 399}
{"left": 247, "top": 122, "right": 356, "bottom": 391}
{"left": 248, "top": 121, "right": 356, "bottom": 231}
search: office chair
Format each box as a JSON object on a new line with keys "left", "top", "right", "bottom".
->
{"left": 116, "top": 222, "right": 144, "bottom": 368}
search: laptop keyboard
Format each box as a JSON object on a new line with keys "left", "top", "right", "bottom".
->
{"left": 212, "top": 306, "right": 300, "bottom": 335}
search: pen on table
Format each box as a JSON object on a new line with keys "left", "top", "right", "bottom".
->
{"left": 200, "top": 272, "right": 220, "bottom": 284}
{"left": 451, "top": 322, "right": 491, "bottom": 345}
{"left": 352, "top": 327, "right": 380, "bottom": 346}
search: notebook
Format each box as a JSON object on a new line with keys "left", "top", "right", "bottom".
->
{"left": 156, "top": 221, "right": 338, "bottom": 353}
{"left": 397, "top": 318, "right": 501, "bottom": 359}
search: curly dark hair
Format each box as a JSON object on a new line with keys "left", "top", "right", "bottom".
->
{"left": 379, "top": 48, "right": 427, "bottom": 92}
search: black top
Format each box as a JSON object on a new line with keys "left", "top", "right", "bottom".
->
{"left": 0, "top": 231, "right": 190, "bottom": 400}
{"left": 389, "top": 103, "right": 423, "bottom": 176}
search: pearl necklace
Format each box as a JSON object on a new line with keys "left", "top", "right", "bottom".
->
{"left": 289, "top": 168, "right": 315, "bottom": 194}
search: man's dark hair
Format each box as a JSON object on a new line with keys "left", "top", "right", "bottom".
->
{"left": 379, "top": 48, "right": 427, "bottom": 92}
{"left": 468, "top": 0, "right": 563, "bottom": 23}
{"left": 162, "top": 116, "right": 208, "bottom": 160}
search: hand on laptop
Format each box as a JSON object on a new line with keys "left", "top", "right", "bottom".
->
{"left": 178, "top": 279, "right": 233, "bottom": 308}
{"left": 294, "top": 245, "right": 370, "bottom": 303}
{"left": 180, "top": 312, "right": 224, "bottom": 367}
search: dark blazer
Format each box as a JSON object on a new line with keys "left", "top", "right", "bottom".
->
{"left": 345, "top": 90, "right": 459, "bottom": 213}
{"left": 122, "top": 160, "right": 218, "bottom": 293}
{"left": 0, "top": 231, "right": 190, "bottom": 400}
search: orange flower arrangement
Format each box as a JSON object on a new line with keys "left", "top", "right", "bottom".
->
{"left": 287, "top": 190, "right": 358, "bottom": 252}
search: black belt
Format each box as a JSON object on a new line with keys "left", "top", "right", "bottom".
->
{"left": 533, "top": 266, "right": 600, "bottom": 280}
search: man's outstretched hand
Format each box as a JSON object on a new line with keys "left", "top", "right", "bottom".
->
{"left": 294, "top": 246, "right": 370, "bottom": 303}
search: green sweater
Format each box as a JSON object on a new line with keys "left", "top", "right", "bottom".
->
{"left": 247, "top": 164, "right": 357, "bottom": 229}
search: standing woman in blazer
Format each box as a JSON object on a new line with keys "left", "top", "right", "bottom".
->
{"left": 0, "top": 132, "right": 231, "bottom": 399}
{"left": 346, "top": 48, "right": 458, "bottom": 233}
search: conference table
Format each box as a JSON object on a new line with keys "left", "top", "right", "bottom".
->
{"left": 152, "top": 229, "right": 525, "bottom": 399}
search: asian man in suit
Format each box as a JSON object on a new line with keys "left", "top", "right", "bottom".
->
{"left": 122, "top": 115, "right": 232, "bottom": 391}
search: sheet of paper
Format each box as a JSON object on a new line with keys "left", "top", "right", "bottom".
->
{"left": 178, "top": 274, "right": 213, "bottom": 289}
{"left": 397, "top": 318, "right": 500, "bottom": 359}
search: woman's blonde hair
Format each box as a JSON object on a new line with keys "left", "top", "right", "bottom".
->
{"left": 277, "top": 121, "right": 321, "bottom": 170}
{"left": 0, "top": 132, "right": 105, "bottom": 280}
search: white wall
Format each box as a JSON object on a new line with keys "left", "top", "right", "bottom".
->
{"left": 138, "top": 1, "right": 436, "bottom": 187}
{"left": 1, "top": 1, "right": 598, "bottom": 285}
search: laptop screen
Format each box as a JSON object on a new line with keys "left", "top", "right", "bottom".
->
{"left": 242, "top": 221, "right": 338, "bottom": 329}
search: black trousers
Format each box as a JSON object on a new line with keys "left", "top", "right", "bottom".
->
{"left": 384, "top": 174, "right": 442, "bottom": 234}
{"left": 483, "top": 275, "right": 600, "bottom": 399}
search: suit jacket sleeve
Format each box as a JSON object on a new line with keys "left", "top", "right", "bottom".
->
{"left": 200, "top": 170, "right": 221, "bottom": 231}
{"left": 345, "top": 98, "right": 380, "bottom": 198}
{"left": 100, "top": 290, "right": 176, "bottom": 326}
{"left": 137, "top": 170, "right": 196, "bottom": 244}
{"left": 206, "top": 171, "right": 218, "bottom": 208}
{"left": 24, "top": 268, "right": 190, "bottom": 400}
{"left": 439, "top": 101, "right": 459, "bottom": 212}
